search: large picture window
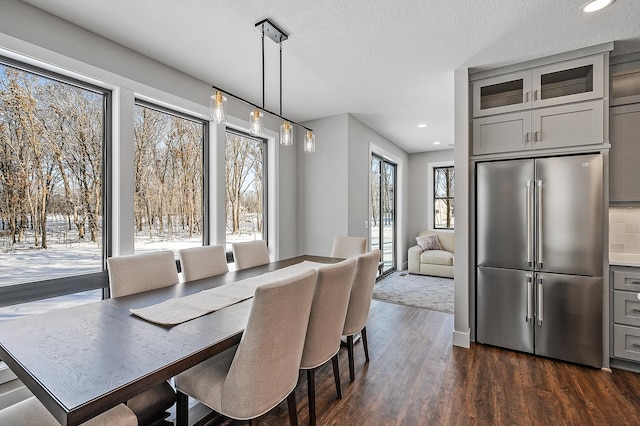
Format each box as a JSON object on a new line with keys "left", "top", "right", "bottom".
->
{"left": 133, "top": 102, "right": 206, "bottom": 254}
{"left": 0, "top": 57, "right": 109, "bottom": 320}
{"left": 434, "top": 166, "right": 455, "bottom": 229}
{"left": 225, "top": 129, "right": 266, "bottom": 253}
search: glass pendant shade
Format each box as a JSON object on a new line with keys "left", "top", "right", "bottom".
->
{"left": 210, "top": 90, "right": 226, "bottom": 124}
{"left": 249, "top": 109, "right": 263, "bottom": 136}
{"left": 280, "top": 121, "right": 293, "bottom": 146}
{"left": 304, "top": 131, "right": 316, "bottom": 153}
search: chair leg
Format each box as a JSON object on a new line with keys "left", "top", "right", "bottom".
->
{"left": 331, "top": 354, "right": 342, "bottom": 399}
{"left": 250, "top": 418, "right": 260, "bottom": 426}
{"left": 347, "top": 335, "right": 355, "bottom": 382}
{"left": 307, "top": 369, "right": 316, "bottom": 426}
{"left": 176, "top": 390, "right": 189, "bottom": 426}
{"left": 287, "top": 389, "right": 299, "bottom": 426}
{"left": 361, "top": 326, "right": 370, "bottom": 363}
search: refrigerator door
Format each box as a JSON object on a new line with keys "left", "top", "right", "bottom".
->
{"left": 534, "top": 154, "right": 603, "bottom": 277}
{"left": 477, "top": 266, "right": 534, "bottom": 353}
{"left": 534, "top": 272, "right": 603, "bottom": 367}
{"left": 477, "top": 159, "right": 534, "bottom": 270}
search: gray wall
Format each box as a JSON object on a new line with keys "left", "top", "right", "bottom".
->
{"left": 298, "top": 113, "right": 410, "bottom": 268}
{"left": 297, "top": 114, "right": 350, "bottom": 256}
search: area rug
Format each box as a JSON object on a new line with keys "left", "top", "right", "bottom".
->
{"left": 373, "top": 271, "right": 454, "bottom": 314}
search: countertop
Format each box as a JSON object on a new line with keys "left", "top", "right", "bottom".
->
{"left": 610, "top": 254, "right": 640, "bottom": 268}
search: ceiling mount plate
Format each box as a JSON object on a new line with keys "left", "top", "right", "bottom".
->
{"left": 255, "top": 18, "right": 288, "bottom": 43}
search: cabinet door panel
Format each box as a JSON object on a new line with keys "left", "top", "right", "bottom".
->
{"left": 473, "top": 111, "right": 531, "bottom": 155}
{"left": 531, "top": 55, "right": 604, "bottom": 108}
{"left": 610, "top": 104, "right": 640, "bottom": 202}
{"left": 613, "top": 324, "right": 640, "bottom": 362}
{"left": 472, "top": 71, "right": 531, "bottom": 117}
{"left": 531, "top": 100, "right": 604, "bottom": 150}
{"left": 614, "top": 291, "right": 640, "bottom": 327}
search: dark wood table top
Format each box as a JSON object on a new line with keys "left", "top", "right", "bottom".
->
{"left": 0, "top": 255, "right": 340, "bottom": 425}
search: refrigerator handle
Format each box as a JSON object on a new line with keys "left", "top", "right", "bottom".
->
{"left": 526, "top": 181, "right": 533, "bottom": 266}
{"left": 537, "top": 180, "right": 543, "bottom": 269}
{"left": 537, "top": 275, "right": 544, "bottom": 326}
{"left": 526, "top": 274, "right": 533, "bottom": 322}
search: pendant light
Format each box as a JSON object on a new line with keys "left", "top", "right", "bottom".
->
{"left": 210, "top": 90, "right": 226, "bottom": 123}
{"left": 280, "top": 121, "right": 293, "bottom": 145}
{"left": 304, "top": 131, "right": 316, "bottom": 153}
{"left": 249, "top": 108, "right": 263, "bottom": 136}
{"left": 208, "top": 19, "right": 316, "bottom": 152}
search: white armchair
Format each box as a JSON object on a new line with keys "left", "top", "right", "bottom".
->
{"left": 408, "top": 230, "right": 454, "bottom": 278}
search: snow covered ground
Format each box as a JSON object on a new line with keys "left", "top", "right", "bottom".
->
{"left": 0, "top": 224, "right": 262, "bottom": 322}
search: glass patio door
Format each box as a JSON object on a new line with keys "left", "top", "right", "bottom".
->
{"left": 370, "top": 155, "right": 396, "bottom": 277}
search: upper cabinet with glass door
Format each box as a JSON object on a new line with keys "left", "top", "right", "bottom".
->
{"left": 473, "top": 54, "right": 605, "bottom": 117}
{"left": 610, "top": 56, "right": 640, "bottom": 107}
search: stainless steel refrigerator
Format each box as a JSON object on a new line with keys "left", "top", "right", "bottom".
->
{"left": 476, "top": 153, "right": 603, "bottom": 367}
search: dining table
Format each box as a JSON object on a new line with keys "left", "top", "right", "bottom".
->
{"left": 0, "top": 254, "right": 341, "bottom": 426}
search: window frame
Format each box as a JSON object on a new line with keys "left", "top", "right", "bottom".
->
{"left": 224, "top": 128, "right": 268, "bottom": 261}
{"left": 0, "top": 54, "right": 113, "bottom": 305}
{"left": 132, "top": 99, "right": 210, "bottom": 252}
{"left": 433, "top": 165, "right": 455, "bottom": 230}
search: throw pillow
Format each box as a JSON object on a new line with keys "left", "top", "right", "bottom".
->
{"left": 416, "top": 234, "right": 442, "bottom": 251}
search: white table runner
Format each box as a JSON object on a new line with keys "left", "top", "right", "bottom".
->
{"left": 130, "top": 260, "right": 326, "bottom": 325}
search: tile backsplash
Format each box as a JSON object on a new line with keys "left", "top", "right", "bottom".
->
{"left": 610, "top": 207, "right": 640, "bottom": 255}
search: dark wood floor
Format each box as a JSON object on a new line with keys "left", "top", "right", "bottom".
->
{"left": 197, "top": 301, "right": 640, "bottom": 426}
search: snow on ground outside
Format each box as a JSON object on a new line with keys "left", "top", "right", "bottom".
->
{"left": 0, "top": 228, "right": 262, "bottom": 322}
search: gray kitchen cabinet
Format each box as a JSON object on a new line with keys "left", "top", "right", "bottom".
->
{"left": 473, "top": 54, "right": 605, "bottom": 118}
{"left": 611, "top": 58, "right": 640, "bottom": 107}
{"left": 473, "top": 99, "right": 604, "bottom": 155}
{"left": 611, "top": 267, "right": 640, "bottom": 365}
{"left": 610, "top": 103, "right": 640, "bottom": 203}
{"left": 472, "top": 70, "right": 532, "bottom": 118}
{"left": 472, "top": 111, "right": 531, "bottom": 155}
{"left": 531, "top": 55, "right": 604, "bottom": 109}
{"left": 471, "top": 53, "right": 606, "bottom": 156}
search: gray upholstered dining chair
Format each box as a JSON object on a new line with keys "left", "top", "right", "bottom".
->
{"left": 174, "top": 269, "right": 317, "bottom": 426}
{"left": 178, "top": 245, "right": 228, "bottom": 282}
{"left": 330, "top": 236, "right": 367, "bottom": 258}
{"left": 0, "top": 396, "right": 137, "bottom": 426}
{"left": 231, "top": 240, "right": 270, "bottom": 270}
{"left": 342, "top": 249, "right": 381, "bottom": 381}
{"left": 300, "top": 258, "right": 357, "bottom": 426}
{"left": 106, "top": 250, "right": 178, "bottom": 424}
{"left": 107, "top": 250, "right": 179, "bottom": 298}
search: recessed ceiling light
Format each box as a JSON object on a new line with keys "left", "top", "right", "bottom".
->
{"left": 417, "top": 124, "right": 427, "bottom": 128}
{"left": 581, "top": 0, "right": 615, "bottom": 13}
{"left": 433, "top": 141, "right": 441, "bottom": 145}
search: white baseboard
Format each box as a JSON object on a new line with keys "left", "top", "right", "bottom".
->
{"left": 452, "top": 328, "right": 470, "bottom": 348}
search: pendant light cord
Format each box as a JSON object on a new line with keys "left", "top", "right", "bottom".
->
{"left": 261, "top": 30, "right": 265, "bottom": 108}
{"left": 279, "top": 42, "right": 283, "bottom": 116}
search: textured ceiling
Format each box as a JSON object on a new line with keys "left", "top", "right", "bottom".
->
{"left": 19, "top": 0, "right": 640, "bottom": 153}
